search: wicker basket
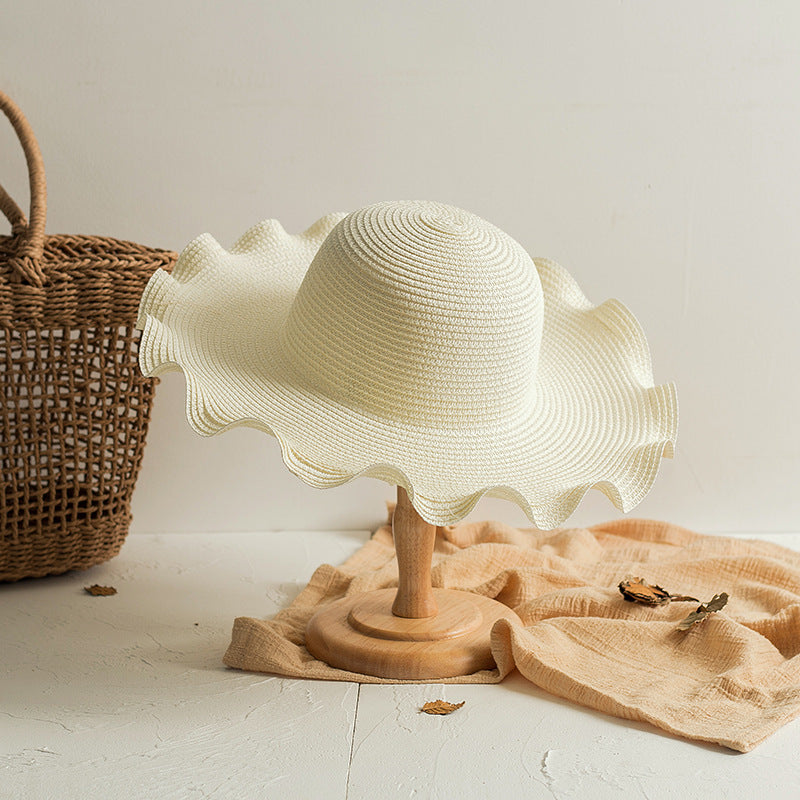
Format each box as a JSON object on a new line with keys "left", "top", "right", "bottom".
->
{"left": 0, "top": 91, "right": 175, "bottom": 581}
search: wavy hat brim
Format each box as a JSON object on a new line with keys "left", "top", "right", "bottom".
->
{"left": 136, "top": 214, "right": 677, "bottom": 528}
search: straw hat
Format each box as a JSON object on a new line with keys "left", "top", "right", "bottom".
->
{"left": 137, "top": 200, "right": 677, "bottom": 527}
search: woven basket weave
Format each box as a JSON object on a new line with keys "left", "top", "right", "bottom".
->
{"left": 0, "top": 91, "right": 175, "bottom": 581}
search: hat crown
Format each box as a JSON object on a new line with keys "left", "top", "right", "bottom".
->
{"left": 280, "top": 201, "right": 543, "bottom": 428}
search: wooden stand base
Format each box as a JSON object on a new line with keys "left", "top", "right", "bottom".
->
{"left": 305, "top": 487, "right": 521, "bottom": 680}
{"left": 305, "top": 587, "right": 521, "bottom": 680}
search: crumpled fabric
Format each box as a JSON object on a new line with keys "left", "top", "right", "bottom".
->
{"left": 224, "top": 515, "right": 800, "bottom": 752}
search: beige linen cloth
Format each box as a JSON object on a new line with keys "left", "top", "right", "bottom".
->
{"left": 224, "top": 514, "right": 800, "bottom": 752}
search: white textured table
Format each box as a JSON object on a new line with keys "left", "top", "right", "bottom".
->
{"left": 3, "top": 531, "right": 800, "bottom": 800}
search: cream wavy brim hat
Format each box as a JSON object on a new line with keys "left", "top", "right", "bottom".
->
{"left": 136, "top": 200, "right": 677, "bottom": 528}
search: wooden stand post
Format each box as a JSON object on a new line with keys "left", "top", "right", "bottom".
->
{"left": 391, "top": 487, "right": 437, "bottom": 618}
{"left": 304, "top": 486, "right": 522, "bottom": 680}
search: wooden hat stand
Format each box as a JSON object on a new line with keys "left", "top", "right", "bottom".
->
{"left": 305, "top": 487, "right": 522, "bottom": 680}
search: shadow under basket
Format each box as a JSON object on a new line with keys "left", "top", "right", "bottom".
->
{"left": 0, "top": 90, "right": 176, "bottom": 581}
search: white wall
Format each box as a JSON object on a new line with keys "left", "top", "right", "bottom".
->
{"left": 3, "top": 1, "right": 799, "bottom": 534}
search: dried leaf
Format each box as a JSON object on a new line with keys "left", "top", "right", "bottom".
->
{"left": 619, "top": 578, "right": 669, "bottom": 606}
{"left": 619, "top": 577, "right": 699, "bottom": 606}
{"left": 677, "top": 592, "right": 729, "bottom": 630}
{"left": 704, "top": 593, "right": 729, "bottom": 612}
{"left": 420, "top": 700, "right": 465, "bottom": 715}
{"left": 619, "top": 577, "right": 671, "bottom": 605}
{"left": 85, "top": 584, "right": 117, "bottom": 596}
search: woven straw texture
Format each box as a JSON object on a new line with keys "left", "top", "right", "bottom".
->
{"left": 224, "top": 513, "right": 800, "bottom": 752}
{"left": 0, "top": 91, "right": 175, "bottom": 581}
{"left": 137, "top": 200, "right": 677, "bottom": 527}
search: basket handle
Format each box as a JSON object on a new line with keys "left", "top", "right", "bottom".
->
{"left": 0, "top": 90, "right": 48, "bottom": 286}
